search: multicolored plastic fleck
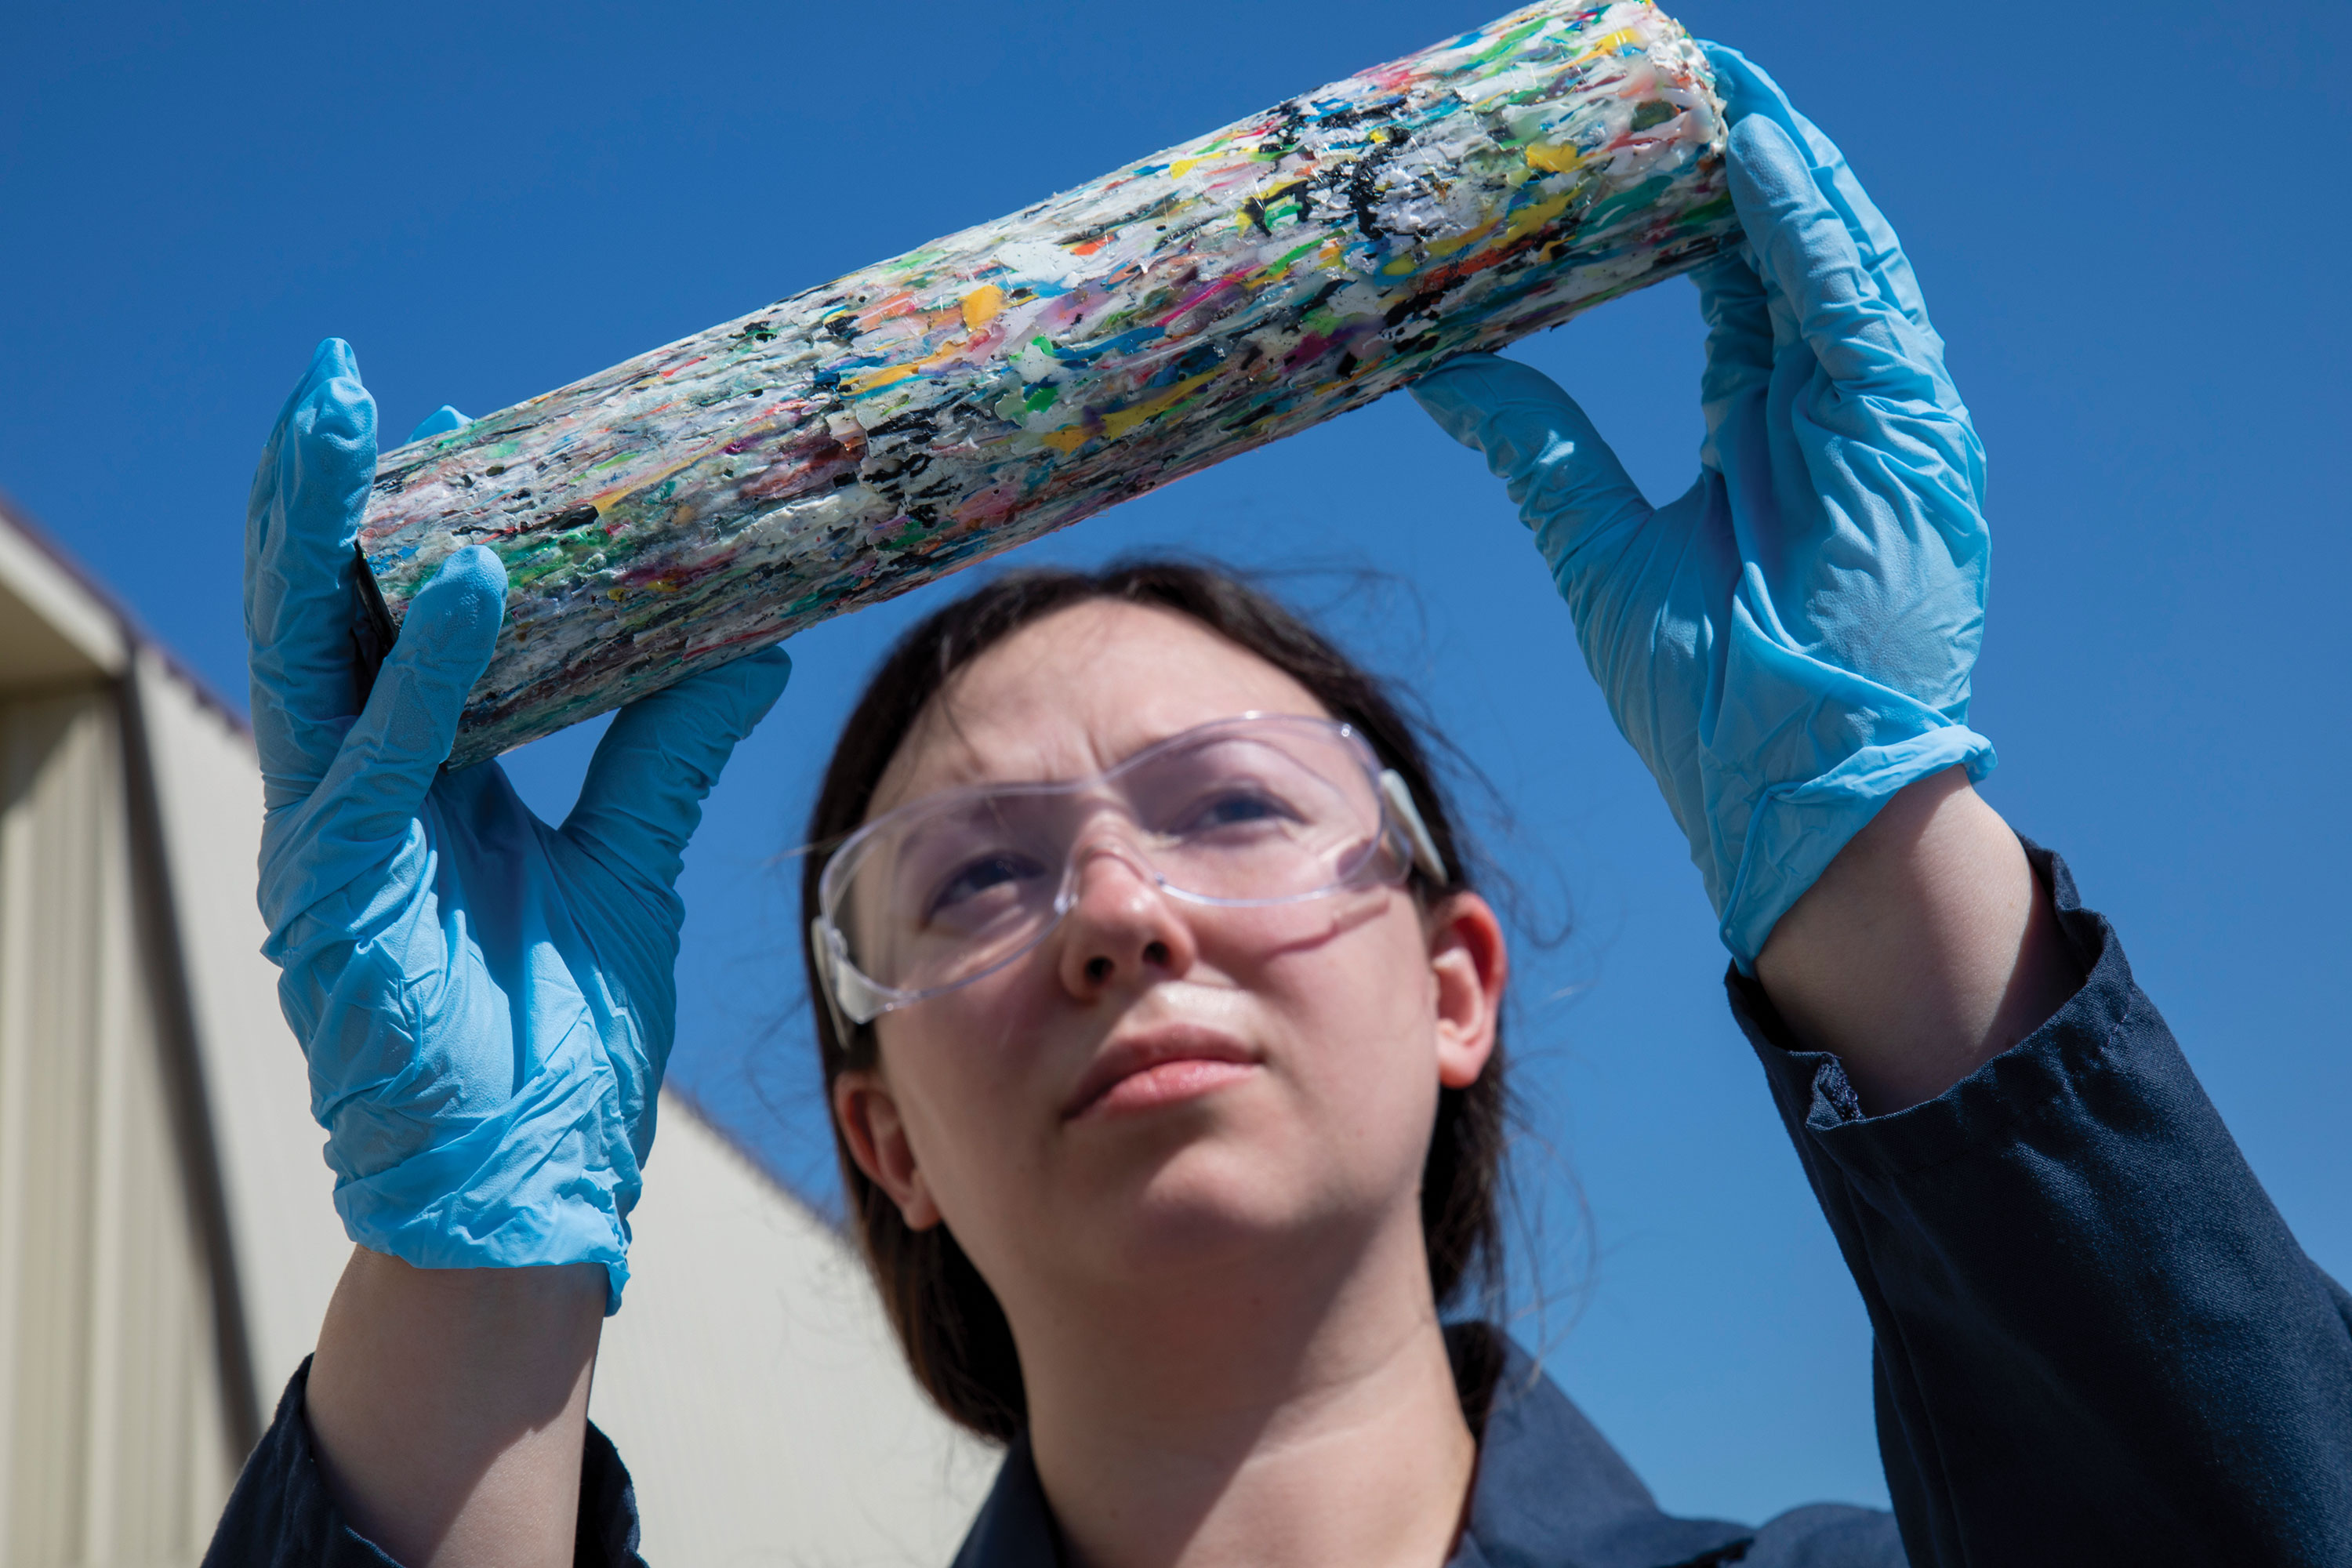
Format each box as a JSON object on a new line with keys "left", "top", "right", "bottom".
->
{"left": 361, "top": 0, "right": 1735, "bottom": 767}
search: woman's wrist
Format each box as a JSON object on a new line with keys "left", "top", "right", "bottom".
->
{"left": 306, "top": 1248, "right": 604, "bottom": 1567}
{"left": 1755, "top": 768, "right": 2083, "bottom": 1116}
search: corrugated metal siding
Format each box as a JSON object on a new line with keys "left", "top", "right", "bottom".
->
{"left": 0, "top": 688, "right": 232, "bottom": 1566}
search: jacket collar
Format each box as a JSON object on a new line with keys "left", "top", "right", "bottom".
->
{"left": 949, "top": 1325, "right": 1753, "bottom": 1568}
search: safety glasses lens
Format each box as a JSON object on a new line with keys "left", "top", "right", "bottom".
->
{"left": 824, "top": 719, "right": 1402, "bottom": 1002}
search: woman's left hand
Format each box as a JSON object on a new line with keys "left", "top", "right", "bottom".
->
{"left": 248, "top": 343, "right": 791, "bottom": 1311}
{"left": 1413, "top": 44, "right": 1994, "bottom": 970}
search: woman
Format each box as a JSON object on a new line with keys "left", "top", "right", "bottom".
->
{"left": 207, "top": 48, "right": 2350, "bottom": 1568}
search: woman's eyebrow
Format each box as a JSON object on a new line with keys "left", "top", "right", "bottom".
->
{"left": 866, "top": 744, "right": 1083, "bottom": 819}
{"left": 877, "top": 706, "right": 1331, "bottom": 814}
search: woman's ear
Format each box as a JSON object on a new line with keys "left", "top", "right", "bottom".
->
{"left": 1428, "top": 892, "right": 1507, "bottom": 1090}
{"left": 833, "top": 1069, "right": 942, "bottom": 1230}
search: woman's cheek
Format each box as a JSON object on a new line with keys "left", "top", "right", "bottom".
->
{"left": 1263, "top": 909, "right": 1442, "bottom": 1119}
{"left": 877, "top": 996, "right": 1042, "bottom": 1203}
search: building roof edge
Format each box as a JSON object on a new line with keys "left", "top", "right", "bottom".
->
{"left": 0, "top": 487, "right": 252, "bottom": 737}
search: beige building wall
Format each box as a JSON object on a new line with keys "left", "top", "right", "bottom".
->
{"left": 0, "top": 497, "right": 993, "bottom": 1566}
{"left": 0, "top": 686, "right": 235, "bottom": 1563}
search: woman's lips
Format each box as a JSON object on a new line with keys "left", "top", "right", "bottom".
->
{"left": 1087, "top": 1058, "right": 1257, "bottom": 1116}
{"left": 1064, "top": 1026, "right": 1260, "bottom": 1120}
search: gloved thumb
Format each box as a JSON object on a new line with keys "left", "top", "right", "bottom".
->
{"left": 406, "top": 405, "right": 470, "bottom": 444}
{"left": 1410, "top": 354, "right": 1654, "bottom": 584}
{"left": 314, "top": 545, "right": 509, "bottom": 848}
{"left": 563, "top": 644, "right": 793, "bottom": 905}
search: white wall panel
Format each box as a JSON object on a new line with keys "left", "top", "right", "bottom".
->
{"left": 593, "top": 1101, "right": 996, "bottom": 1566}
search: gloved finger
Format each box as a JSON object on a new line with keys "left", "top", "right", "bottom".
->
{"left": 1726, "top": 117, "right": 1936, "bottom": 403}
{"left": 561, "top": 644, "right": 793, "bottom": 905}
{"left": 304, "top": 545, "right": 509, "bottom": 853}
{"left": 246, "top": 338, "right": 376, "bottom": 810}
{"left": 1693, "top": 252, "right": 1773, "bottom": 474}
{"left": 1411, "top": 354, "right": 1655, "bottom": 584}
{"left": 405, "top": 405, "right": 469, "bottom": 444}
{"left": 1699, "top": 42, "right": 1938, "bottom": 349}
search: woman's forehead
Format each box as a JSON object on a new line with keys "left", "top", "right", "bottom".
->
{"left": 869, "top": 601, "right": 1330, "bottom": 812}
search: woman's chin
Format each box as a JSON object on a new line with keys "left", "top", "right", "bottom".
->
{"left": 1065, "top": 1145, "right": 1375, "bottom": 1285}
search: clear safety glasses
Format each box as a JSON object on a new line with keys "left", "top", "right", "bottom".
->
{"left": 810, "top": 713, "right": 1448, "bottom": 1026}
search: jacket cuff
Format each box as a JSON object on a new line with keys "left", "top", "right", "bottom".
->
{"left": 1725, "top": 839, "right": 2136, "bottom": 1175}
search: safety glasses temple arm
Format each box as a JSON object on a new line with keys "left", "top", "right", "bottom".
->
{"left": 1379, "top": 771, "right": 1449, "bottom": 885}
{"left": 810, "top": 916, "right": 891, "bottom": 1030}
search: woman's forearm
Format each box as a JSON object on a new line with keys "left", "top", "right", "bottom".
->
{"left": 303, "top": 1247, "right": 604, "bottom": 1567}
{"left": 1755, "top": 768, "right": 2082, "bottom": 1116}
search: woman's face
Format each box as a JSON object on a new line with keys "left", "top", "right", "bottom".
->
{"left": 832, "top": 601, "right": 1504, "bottom": 1314}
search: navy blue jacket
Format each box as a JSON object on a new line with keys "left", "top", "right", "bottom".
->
{"left": 203, "top": 848, "right": 2352, "bottom": 1565}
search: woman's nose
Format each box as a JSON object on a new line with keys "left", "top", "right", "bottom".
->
{"left": 1054, "top": 839, "right": 1197, "bottom": 998}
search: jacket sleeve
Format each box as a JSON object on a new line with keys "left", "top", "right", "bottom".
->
{"left": 1728, "top": 842, "right": 2352, "bottom": 1566}
{"left": 202, "top": 1357, "right": 648, "bottom": 1567}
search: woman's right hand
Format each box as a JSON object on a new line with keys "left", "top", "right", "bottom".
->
{"left": 247, "top": 339, "right": 791, "bottom": 1309}
{"left": 1411, "top": 45, "right": 1994, "bottom": 973}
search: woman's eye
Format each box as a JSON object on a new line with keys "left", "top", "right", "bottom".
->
{"left": 930, "top": 853, "right": 1046, "bottom": 915}
{"left": 1180, "top": 790, "right": 1290, "bottom": 832}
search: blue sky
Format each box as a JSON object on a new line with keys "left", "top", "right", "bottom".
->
{"left": 5, "top": 0, "right": 2346, "bottom": 1524}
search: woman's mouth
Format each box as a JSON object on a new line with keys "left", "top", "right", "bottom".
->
{"left": 1064, "top": 1026, "right": 1260, "bottom": 1120}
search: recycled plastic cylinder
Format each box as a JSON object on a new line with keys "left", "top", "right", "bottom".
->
{"left": 360, "top": 0, "right": 1736, "bottom": 768}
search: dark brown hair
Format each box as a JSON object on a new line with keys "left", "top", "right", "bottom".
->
{"left": 800, "top": 560, "right": 1509, "bottom": 1442}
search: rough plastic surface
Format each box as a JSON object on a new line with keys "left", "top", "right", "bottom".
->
{"left": 361, "top": 0, "right": 1734, "bottom": 768}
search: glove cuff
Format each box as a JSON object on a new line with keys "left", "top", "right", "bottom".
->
{"left": 328, "top": 1091, "right": 639, "bottom": 1315}
{"left": 1718, "top": 726, "right": 1996, "bottom": 971}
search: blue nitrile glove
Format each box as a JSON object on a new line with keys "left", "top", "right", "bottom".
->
{"left": 246, "top": 339, "right": 791, "bottom": 1310}
{"left": 1412, "top": 45, "right": 1993, "bottom": 970}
